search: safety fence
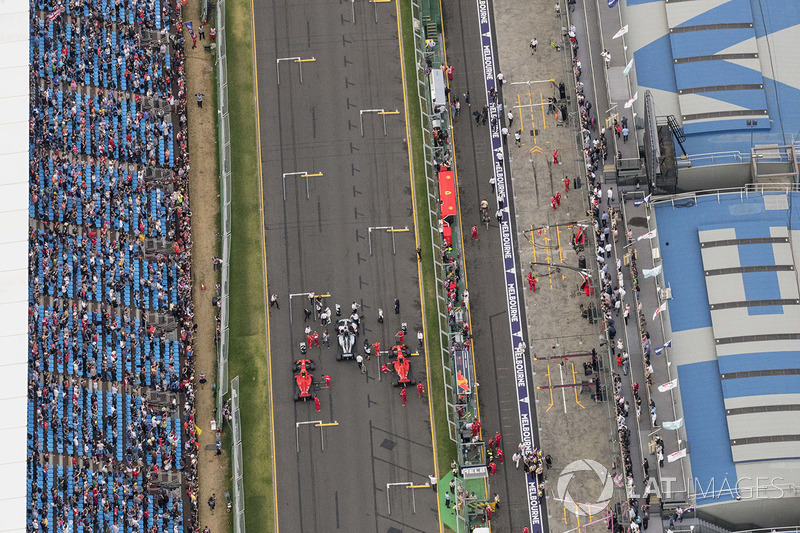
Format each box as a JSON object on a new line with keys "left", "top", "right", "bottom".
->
{"left": 407, "top": 2, "right": 490, "bottom": 532}
{"left": 214, "top": 0, "right": 231, "bottom": 434}
{"left": 408, "top": 0, "right": 461, "bottom": 443}
{"left": 213, "top": 0, "right": 240, "bottom": 530}
{"left": 231, "top": 376, "right": 246, "bottom": 533}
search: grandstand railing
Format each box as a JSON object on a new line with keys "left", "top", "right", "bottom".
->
{"left": 676, "top": 151, "right": 744, "bottom": 167}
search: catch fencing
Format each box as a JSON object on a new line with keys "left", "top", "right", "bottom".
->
{"left": 213, "top": 0, "right": 242, "bottom": 531}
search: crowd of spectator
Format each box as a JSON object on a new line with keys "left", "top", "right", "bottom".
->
{"left": 33, "top": 0, "right": 174, "bottom": 30}
{"left": 30, "top": 152, "right": 178, "bottom": 237}
{"left": 29, "top": 301, "right": 186, "bottom": 388}
{"left": 30, "top": 228, "right": 183, "bottom": 310}
{"left": 26, "top": 0, "right": 201, "bottom": 529}
{"left": 31, "top": 15, "right": 175, "bottom": 97}
{"left": 31, "top": 84, "right": 175, "bottom": 166}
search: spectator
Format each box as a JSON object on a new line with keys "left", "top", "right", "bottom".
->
{"left": 26, "top": 2, "right": 201, "bottom": 531}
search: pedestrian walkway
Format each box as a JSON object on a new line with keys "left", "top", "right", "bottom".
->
{"left": 574, "top": 1, "right": 690, "bottom": 517}
{"left": 566, "top": 1, "right": 694, "bottom": 526}
{"left": 573, "top": 0, "right": 640, "bottom": 179}
{"left": 618, "top": 194, "right": 688, "bottom": 509}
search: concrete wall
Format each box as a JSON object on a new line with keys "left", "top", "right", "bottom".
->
{"left": 674, "top": 162, "right": 751, "bottom": 192}
{"left": 673, "top": 160, "right": 799, "bottom": 192}
{"left": 701, "top": 493, "right": 800, "bottom": 529}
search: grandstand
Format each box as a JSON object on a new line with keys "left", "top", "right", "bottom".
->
{"left": 0, "top": 0, "right": 202, "bottom": 529}
{"left": 617, "top": 2, "right": 800, "bottom": 527}
{"left": 647, "top": 188, "right": 800, "bottom": 528}
{"left": 621, "top": 0, "right": 800, "bottom": 192}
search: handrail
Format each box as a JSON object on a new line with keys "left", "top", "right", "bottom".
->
{"left": 650, "top": 183, "right": 800, "bottom": 206}
{"left": 682, "top": 151, "right": 743, "bottom": 164}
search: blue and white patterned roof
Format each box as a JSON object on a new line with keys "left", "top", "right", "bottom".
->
{"left": 624, "top": 0, "right": 800, "bottom": 166}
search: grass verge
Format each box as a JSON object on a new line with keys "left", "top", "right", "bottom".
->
{"left": 225, "top": 0, "right": 273, "bottom": 529}
{"left": 398, "top": 0, "right": 456, "bottom": 482}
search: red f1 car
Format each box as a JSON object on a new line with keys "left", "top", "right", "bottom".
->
{"left": 293, "top": 359, "right": 316, "bottom": 401}
{"left": 391, "top": 353, "right": 415, "bottom": 387}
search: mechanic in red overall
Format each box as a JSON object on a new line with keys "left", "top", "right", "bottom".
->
{"left": 417, "top": 383, "right": 424, "bottom": 398}
{"left": 401, "top": 387, "right": 407, "bottom": 406}
{"left": 527, "top": 272, "right": 536, "bottom": 292}
{"left": 314, "top": 395, "right": 321, "bottom": 412}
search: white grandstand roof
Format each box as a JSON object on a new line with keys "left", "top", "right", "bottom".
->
{"left": 0, "top": 0, "right": 29, "bottom": 528}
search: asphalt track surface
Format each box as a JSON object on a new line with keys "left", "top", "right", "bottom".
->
{"left": 252, "top": 1, "right": 438, "bottom": 531}
{"left": 439, "top": 0, "right": 549, "bottom": 530}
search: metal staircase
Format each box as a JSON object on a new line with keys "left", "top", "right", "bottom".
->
{"left": 666, "top": 115, "right": 687, "bottom": 156}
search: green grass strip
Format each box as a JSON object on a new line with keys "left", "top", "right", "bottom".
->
{"left": 398, "top": 0, "right": 457, "bottom": 484}
{"left": 225, "top": 0, "right": 273, "bottom": 529}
